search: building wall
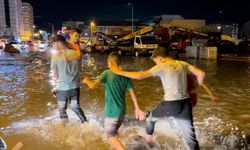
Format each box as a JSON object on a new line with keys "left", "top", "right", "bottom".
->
{"left": 152, "top": 15, "right": 183, "bottom": 22}
{"left": 0, "top": 0, "right": 6, "bottom": 37}
{"left": 160, "top": 19, "right": 206, "bottom": 31}
{"left": 242, "top": 21, "right": 250, "bottom": 38}
{"left": 222, "top": 24, "right": 238, "bottom": 39}
{"left": 0, "top": 0, "right": 22, "bottom": 38}
{"left": 9, "top": 0, "right": 22, "bottom": 36}
{"left": 62, "top": 21, "right": 84, "bottom": 30}
{"left": 21, "top": 2, "right": 34, "bottom": 41}
{"left": 203, "top": 23, "right": 239, "bottom": 39}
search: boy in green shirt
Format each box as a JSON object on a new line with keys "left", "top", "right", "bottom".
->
{"left": 82, "top": 52, "right": 145, "bottom": 150}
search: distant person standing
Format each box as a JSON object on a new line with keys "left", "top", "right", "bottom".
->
{"left": 111, "top": 47, "right": 204, "bottom": 150}
{"left": 51, "top": 35, "right": 87, "bottom": 126}
{"left": 66, "top": 29, "right": 83, "bottom": 72}
{"left": 67, "top": 29, "right": 81, "bottom": 59}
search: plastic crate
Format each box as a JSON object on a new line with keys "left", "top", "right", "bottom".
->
{"left": 186, "top": 46, "right": 199, "bottom": 58}
{"left": 199, "top": 46, "right": 217, "bottom": 59}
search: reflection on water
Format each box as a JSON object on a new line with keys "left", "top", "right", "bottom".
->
{"left": 0, "top": 53, "right": 249, "bottom": 149}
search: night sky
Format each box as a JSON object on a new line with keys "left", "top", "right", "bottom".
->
{"left": 24, "top": 0, "right": 250, "bottom": 30}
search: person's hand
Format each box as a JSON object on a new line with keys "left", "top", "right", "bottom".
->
{"left": 189, "top": 88, "right": 198, "bottom": 94}
{"left": 110, "top": 65, "right": 121, "bottom": 74}
{"left": 211, "top": 95, "right": 219, "bottom": 102}
{"left": 51, "top": 88, "right": 57, "bottom": 97}
{"left": 135, "top": 108, "right": 146, "bottom": 121}
{"left": 82, "top": 77, "right": 89, "bottom": 84}
{"left": 63, "top": 56, "right": 69, "bottom": 61}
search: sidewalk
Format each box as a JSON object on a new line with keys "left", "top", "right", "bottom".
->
{"left": 219, "top": 54, "right": 250, "bottom": 62}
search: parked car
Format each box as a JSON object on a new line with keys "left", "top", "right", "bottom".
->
{"left": 24, "top": 40, "right": 33, "bottom": 47}
{"left": 38, "top": 40, "right": 49, "bottom": 49}
{"left": 9, "top": 41, "right": 28, "bottom": 51}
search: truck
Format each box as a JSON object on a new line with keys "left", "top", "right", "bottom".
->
{"left": 168, "top": 26, "right": 208, "bottom": 51}
{"left": 116, "top": 35, "right": 158, "bottom": 56}
{"left": 115, "top": 26, "right": 159, "bottom": 56}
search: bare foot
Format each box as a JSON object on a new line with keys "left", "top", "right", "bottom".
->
{"left": 12, "top": 142, "right": 23, "bottom": 150}
{"left": 143, "top": 135, "right": 153, "bottom": 143}
{"left": 61, "top": 118, "right": 69, "bottom": 127}
{"left": 81, "top": 121, "right": 89, "bottom": 128}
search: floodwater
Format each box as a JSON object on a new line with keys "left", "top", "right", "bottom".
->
{"left": 0, "top": 51, "right": 249, "bottom": 150}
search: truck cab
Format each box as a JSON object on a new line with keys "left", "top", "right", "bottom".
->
{"left": 134, "top": 35, "right": 158, "bottom": 56}
{"left": 117, "top": 35, "right": 158, "bottom": 56}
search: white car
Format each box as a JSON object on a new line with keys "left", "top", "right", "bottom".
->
{"left": 8, "top": 41, "right": 28, "bottom": 51}
{"left": 38, "top": 41, "right": 49, "bottom": 49}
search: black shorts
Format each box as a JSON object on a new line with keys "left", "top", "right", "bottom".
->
{"left": 151, "top": 98, "right": 192, "bottom": 118}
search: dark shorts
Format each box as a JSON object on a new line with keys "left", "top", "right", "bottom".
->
{"left": 151, "top": 98, "right": 192, "bottom": 118}
{"left": 104, "top": 116, "right": 125, "bottom": 137}
{"left": 56, "top": 88, "right": 87, "bottom": 123}
{"left": 56, "top": 88, "right": 80, "bottom": 102}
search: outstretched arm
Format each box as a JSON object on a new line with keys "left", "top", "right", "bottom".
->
{"left": 128, "top": 88, "right": 145, "bottom": 121}
{"left": 110, "top": 65, "right": 152, "bottom": 80}
{"left": 82, "top": 77, "right": 100, "bottom": 89}
{"left": 202, "top": 83, "right": 219, "bottom": 102}
{"left": 188, "top": 65, "right": 205, "bottom": 89}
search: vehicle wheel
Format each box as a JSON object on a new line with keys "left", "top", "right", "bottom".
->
{"left": 0, "top": 45, "right": 3, "bottom": 49}
{"left": 101, "top": 47, "right": 104, "bottom": 53}
{"left": 131, "top": 48, "right": 135, "bottom": 56}
{"left": 21, "top": 46, "right": 25, "bottom": 50}
{"left": 135, "top": 51, "right": 139, "bottom": 57}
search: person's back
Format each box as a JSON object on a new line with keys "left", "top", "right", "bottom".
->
{"left": 150, "top": 59, "right": 190, "bottom": 101}
{"left": 99, "top": 69, "right": 132, "bottom": 118}
{"left": 52, "top": 48, "right": 80, "bottom": 90}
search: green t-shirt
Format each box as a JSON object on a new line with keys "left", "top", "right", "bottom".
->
{"left": 98, "top": 70, "right": 133, "bottom": 118}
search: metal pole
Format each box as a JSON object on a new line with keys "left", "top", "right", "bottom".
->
{"left": 49, "top": 23, "right": 54, "bottom": 35}
{"left": 132, "top": 4, "right": 133, "bottom": 33}
{"left": 128, "top": 3, "right": 134, "bottom": 33}
{"left": 52, "top": 24, "right": 54, "bottom": 36}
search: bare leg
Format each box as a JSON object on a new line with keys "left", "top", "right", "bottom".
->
{"left": 107, "top": 136, "right": 125, "bottom": 150}
{"left": 143, "top": 134, "right": 153, "bottom": 143}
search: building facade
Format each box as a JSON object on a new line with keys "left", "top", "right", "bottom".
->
{"left": 62, "top": 21, "right": 84, "bottom": 30}
{"left": 242, "top": 21, "right": 250, "bottom": 38}
{"left": 203, "top": 23, "right": 239, "bottom": 39}
{"left": 83, "top": 20, "right": 144, "bottom": 36}
{"left": 160, "top": 19, "right": 206, "bottom": 31}
{"left": 21, "top": 2, "right": 34, "bottom": 41}
{"left": 0, "top": 0, "right": 23, "bottom": 39}
{"left": 150, "top": 15, "right": 183, "bottom": 25}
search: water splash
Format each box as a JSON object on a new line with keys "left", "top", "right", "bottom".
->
{"left": 2, "top": 110, "right": 247, "bottom": 150}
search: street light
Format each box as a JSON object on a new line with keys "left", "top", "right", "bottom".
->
{"left": 48, "top": 23, "right": 54, "bottom": 36}
{"left": 90, "top": 22, "right": 95, "bottom": 37}
{"left": 128, "top": 2, "right": 133, "bottom": 33}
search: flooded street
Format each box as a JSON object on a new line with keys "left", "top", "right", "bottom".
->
{"left": 0, "top": 52, "right": 249, "bottom": 149}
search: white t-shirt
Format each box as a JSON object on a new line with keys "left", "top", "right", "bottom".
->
{"left": 149, "top": 60, "right": 195, "bottom": 101}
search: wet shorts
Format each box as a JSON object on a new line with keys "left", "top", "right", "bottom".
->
{"left": 104, "top": 116, "right": 124, "bottom": 137}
